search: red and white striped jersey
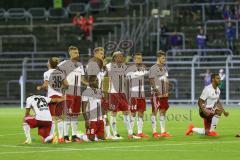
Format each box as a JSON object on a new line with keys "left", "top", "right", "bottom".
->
{"left": 106, "top": 62, "right": 127, "bottom": 93}
{"left": 43, "top": 69, "right": 65, "bottom": 97}
{"left": 149, "top": 64, "right": 169, "bottom": 96}
{"left": 125, "top": 64, "right": 148, "bottom": 98}
{"left": 58, "top": 60, "right": 85, "bottom": 96}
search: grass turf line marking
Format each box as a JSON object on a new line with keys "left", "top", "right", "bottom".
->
{"left": 0, "top": 133, "right": 23, "bottom": 137}
{"left": 1, "top": 147, "right": 240, "bottom": 155}
{"left": 0, "top": 140, "right": 239, "bottom": 155}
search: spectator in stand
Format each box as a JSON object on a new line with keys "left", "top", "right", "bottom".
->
{"left": 84, "top": 15, "right": 94, "bottom": 41}
{"left": 225, "top": 22, "right": 235, "bottom": 51}
{"left": 80, "top": 15, "right": 94, "bottom": 40}
{"left": 234, "top": 1, "right": 240, "bottom": 20}
{"left": 210, "top": 0, "right": 217, "bottom": 19}
{"left": 169, "top": 30, "right": 182, "bottom": 56}
{"left": 219, "top": 69, "right": 226, "bottom": 99}
{"left": 223, "top": 5, "right": 234, "bottom": 20}
{"left": 72, "top": 12, "right": 84, "bottom": 40}
{"left": 72, "top": 13, "right": 94, "bottom": 41}
{"left": 190, "top": 0, "right": 201, "bottom": 21}
{"left": 196, "top": 26, "right": 207, "bottom": 56}
{"left": 160, "top": 23, "right": 169, "bottom": 50}
{"left": 200, "top": 69, "right": 212, "bottom": 87}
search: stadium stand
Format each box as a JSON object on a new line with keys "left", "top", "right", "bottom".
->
{"left": 0, "top": 0, "right": 239, "bottom": 105}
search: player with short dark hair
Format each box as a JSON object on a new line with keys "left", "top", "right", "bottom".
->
{"left": 23, "top": 95, "right": 65, "bottom": 144}
{"left": 149, "top": 50, "right": 171, "bottom": 138}
{"left": 186, "top": 74, "right": 229, "bottom": 136}
{"left": 82, "top": 76, "right": 105, "bottom": 141}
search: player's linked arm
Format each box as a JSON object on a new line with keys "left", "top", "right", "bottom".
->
{"left": 198, "top": 98, "right": 214, "bottom": 116}
{"left": 149, "top": 78, "right": 158, "bottom": 93}
{"left": 25, "top": 108, "right": 31, "bottom": 117}
{"left": 82, "top": 101, "right": 89, "bottom": 121}
{"left": 215, "top": 100, "right": 229, "bottom": 117}
{"left": 81, "top": 75, "right": 89, "bottom": 86}
{"left": 50, "top": 97, "right": 65, "bottom": 103}
{"left": 36, "top": 80, "right": 48, "bottom": 91}
{"left": 82, "top": 101, "right": 90, "bottom": 129}
{"left": 61, "top": 79, "right": 69, "bottom": 89}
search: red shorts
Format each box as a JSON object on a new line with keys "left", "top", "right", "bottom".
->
{"left": 49, "top": 95, "right": 63, "bottom": 116}
{"left": 109, "top": 93, "right": 129, "bottom": 112}
{"left": 130, "top": 97, "right": 146, "bottom": 113}
{"left": 150, "top": 96, "right": 169, "bottom": 112}
{"left": 202, "top": 108, "right": 213, "bottom": 131}
{"left": 86, "top": 120, "right": 104, "bottom": 138}
{"left": 25, "top": 116, "right": 52, "bottom": 138}
{"left": 203, "top": 118, "right": 212, "bottom": 131}
{"left": 64, "top": 94, "right": 81, "bottom": 116}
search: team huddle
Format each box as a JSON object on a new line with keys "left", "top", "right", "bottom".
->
{"left": 22, "top": 46, "right": 229, "bottom": 144}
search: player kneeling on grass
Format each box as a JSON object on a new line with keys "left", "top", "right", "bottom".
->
{"left": 186, "top": 74, "right": 229, "bottom": 136}
{"left": 82, "top": 76, "right": 105, "bottom": 141}
{"left": 23, "top": 95, "right": 65, "bottom": 144}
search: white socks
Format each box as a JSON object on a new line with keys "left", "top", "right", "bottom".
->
{"left": 110, "top": 115, "right": 117, "bottom": 136}
{"left": 23, "top": 123, "right": 31, "bottom": 141}
{"left": 64, "top": 116, "right": 79, "bottom": 137}
{"left": 105, "top": 125, "right": 111, "bottom": 137}
{"left": 210, "top": 115, "right": 220, "bottom": 132}
{"left": 44, "top": 135, "right": 53, "bottom": 143}
{"left": 50, "top": 122, "right": 55, "bottom": 136}
{"left": 160, "top": 115, "right": 166, "bottom": 133}
{"left": 151, "top": 114, "right": 166, "bottom": 133}
{"left": 151, "top": 115, "right": 157, "bottom": 133}
{"left": 71, "top": 117, "right": 78, "bottom": 136}
{"left": 123, "top": 114, "right": 133, "bottom": 135}
{"left": 103, "top": 118, "right": 112, "bottom": 137}
{"left": 130, "top": 116, "right": 135, "bottom": 131}
{"left": 192, "top": 128, "right": 205, "bottom": 135}
{"left": 64, "top": 117, "right": 71, "bottom": 137}
{"left": 57, "top": 119, "right": 64, "bottom": 139}
{"left": 137, "top": 117, "right": 143, "bottom": 134}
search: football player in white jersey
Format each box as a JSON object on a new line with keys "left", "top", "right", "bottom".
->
{"left": 23, "top": 95, "right": 65, "bottom": 144}
{"left": 85, "top": 47, "right": 113, "bottom": 139}
{"left": 149, "top": 51, "right": 171, "bottom": 138}
{"left": 106, "top": 51, "right": 139, "bottom": 139}
{"left": 37, "top": 57, "right": 68, "bottom": 143}
{"left": 58, "top": 45, "right": 87, "bottom": 142}
{"left": 82, "top": 76, "right": 105, "bottom": 141}
{"left": 186, "top": 73, "right": 229, "bottom": 136}
{"left": 125, "top": 53, "right": 149, "bottom": 139}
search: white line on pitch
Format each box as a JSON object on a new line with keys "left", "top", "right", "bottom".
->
{"left": 0, "top": 140, "right": 239, "bottom": 155}
{"left": 0, "top": 133, "right": 23, "bottom": 137}
{"left": 0, "top": 147, "right": 240, "bottom": 155}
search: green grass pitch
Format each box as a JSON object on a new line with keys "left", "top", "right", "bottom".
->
{"left": 0, "top": 106, "right": 240, "bottom": 160}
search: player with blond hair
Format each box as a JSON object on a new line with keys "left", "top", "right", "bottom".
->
{"left": 58, "top": 45, "right": 87, "bottom": 142}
